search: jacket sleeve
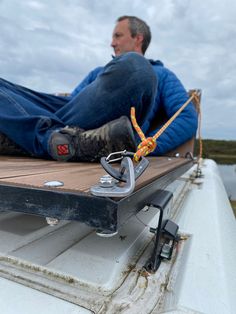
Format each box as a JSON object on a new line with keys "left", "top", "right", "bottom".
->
{"left": 70, "top": 66, "right": 104, "bottom": 98}
{"left": 150, "top": 68, "right": 198, "bottom": 155}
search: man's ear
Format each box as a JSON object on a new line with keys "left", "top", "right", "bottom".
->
{"left": 135, "top": 34, "right": 144, "bottom": 52}
{"left": 136, "top": 34, "right": 144, "bottom": 45}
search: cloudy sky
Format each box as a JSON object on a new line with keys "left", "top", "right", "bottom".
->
{"left": 0, "top": 0, "right": 235, "bottom": 140}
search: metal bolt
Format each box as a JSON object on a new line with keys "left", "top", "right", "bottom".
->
{"left": 99, "top": 174, "right": 116, "bottom": 187}
{"left": 46, "top": 217, "right": 59, "bottom": 226}
{"left": 160, "top": 243, "right": 172, "bottom": 258}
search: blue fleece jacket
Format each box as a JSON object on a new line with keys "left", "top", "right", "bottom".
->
{"left": 70, "top": 60, "right": 198, "bottom": 155}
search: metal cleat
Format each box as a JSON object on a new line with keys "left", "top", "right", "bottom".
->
{"left": 90, "top": 151, "right": 149, "bottom": 198}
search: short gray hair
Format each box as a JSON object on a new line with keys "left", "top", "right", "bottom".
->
{"left": 117, "top": 16, "right": 151, "bottom": 54}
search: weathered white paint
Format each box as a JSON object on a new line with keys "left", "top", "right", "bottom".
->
{"left": 165, "top": 159, "right": 236, "bottom": 314}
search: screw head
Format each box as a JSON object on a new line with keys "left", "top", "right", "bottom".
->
{"left": 44, "top": 180, "right": 64, "bottom": 187}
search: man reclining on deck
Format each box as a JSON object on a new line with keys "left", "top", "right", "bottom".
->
{"left": 0, "top": 16, "right": 198, "bottom": 162}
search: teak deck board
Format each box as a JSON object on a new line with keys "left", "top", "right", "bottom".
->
{"left": 0, "top": 156, "right": 190, "bottom": 194}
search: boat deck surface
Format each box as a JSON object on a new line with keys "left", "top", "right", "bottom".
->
{"left": 0, "top": 156, "right": 191, "bottom": 193}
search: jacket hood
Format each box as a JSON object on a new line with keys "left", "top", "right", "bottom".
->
{"left": 148, "top": 59, "right": 164, "bottom": 66}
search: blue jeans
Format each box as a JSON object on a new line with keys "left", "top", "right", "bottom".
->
{"left": 0, "top": 52, "right": 157, "bottom": 157}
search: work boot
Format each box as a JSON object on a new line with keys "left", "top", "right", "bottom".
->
{"left": 0, "top": 132, "right": 29, "bottom": 156}
{"left": 49, "top": 116, "right": 137, "bottom": 162}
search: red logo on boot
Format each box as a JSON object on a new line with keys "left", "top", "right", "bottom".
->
{"left": 57, "top": 144, "right": 70, "bottom": 156}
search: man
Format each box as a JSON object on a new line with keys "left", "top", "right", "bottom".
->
{"left": 0, "top": 16, "right": 197, "bottom": 161}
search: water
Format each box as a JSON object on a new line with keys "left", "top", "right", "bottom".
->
{"left": 218, "top": 164, "right": 236, "bottom": 200}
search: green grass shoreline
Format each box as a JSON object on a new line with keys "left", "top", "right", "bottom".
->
{"left": 194, "top": 139, "right": 236, "bottom": 216}
{"left": 194, "top": 139, "right": 236, "bottom": 164}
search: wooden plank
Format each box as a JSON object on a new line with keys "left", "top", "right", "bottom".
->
{"left": 134, "top": 157, "right": 190, "bottom": 189}
{"left": 0, "top": 156, "right": 101, "bottom": 178}
{"left": 0, "top": 156, "right": 190, "bottom": 194}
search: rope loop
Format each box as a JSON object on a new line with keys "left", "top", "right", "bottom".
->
{"left": 133, "top": 137, "right": 157, "bottom": 162}
{"left": 130, "top": 90, "right": 201, "bottom": 162}
{"left": 131, "top": 107, "right": 157, "bottom": 162}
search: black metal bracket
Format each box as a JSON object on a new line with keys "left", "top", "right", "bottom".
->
{"left": 144, "top": 190, "right": 179, "bottom": 273}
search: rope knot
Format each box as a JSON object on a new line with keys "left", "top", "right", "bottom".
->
{"left": 130, "top": 90, "right": 201, "bottom": 162}
{"left": 137, "top": 137, "right": 156, "bottom": 150}
{"left": 133, "top": 137, "right": 157, "bottom": 162}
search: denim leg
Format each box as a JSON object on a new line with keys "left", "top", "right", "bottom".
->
{"left": 0, "top": 53, "right": 157, "bottom": 158}
{"left": 56, "top": 52, "right": 157, "bottom": 131}
{"left": 0, "top": 78, "right": 68, "bottom": 156}
{"left": 0, "top": 78, "right": 69, "bottom": 112}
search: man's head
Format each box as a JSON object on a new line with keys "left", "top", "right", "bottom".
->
{"left": 111, "top": 16, "right": 151, "bottom": 56}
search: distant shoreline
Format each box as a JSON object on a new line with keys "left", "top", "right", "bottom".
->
{"left": 194, "top": 139, "right": 236, "bottom": 165}
{"left": 194, "top": 139, "right": 236, "bottom": 216}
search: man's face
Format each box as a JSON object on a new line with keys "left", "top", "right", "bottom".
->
{"left": 111, "top": 19, "right": 143, "bottom": 56}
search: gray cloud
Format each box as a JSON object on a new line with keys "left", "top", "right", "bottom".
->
{"left": 0, "top": 0, "right": 235, "bottom": 139}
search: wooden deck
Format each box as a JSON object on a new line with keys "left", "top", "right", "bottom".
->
{"left": 0, "top": 156, "right": 193, "bottom": 231}
{"left": 0, "top": 156, "right": 191, "bottom": 193}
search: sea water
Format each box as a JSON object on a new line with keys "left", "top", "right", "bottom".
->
{"left": 218, "top": 164, "right": 236, "bottom": 200}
